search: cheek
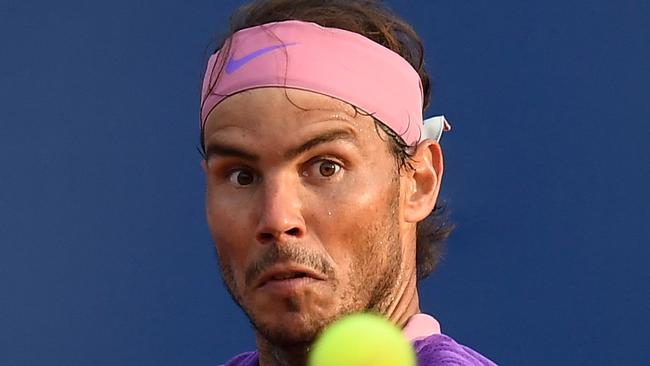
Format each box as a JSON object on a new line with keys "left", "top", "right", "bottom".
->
{"left": 205, "top": 188, "right": 253, "bottom": 278}
{"left": 319, "top": 162, "right": 393, "bottom": 214}
{"left": 310, "top": 169, "right": 396, "bottom": 269}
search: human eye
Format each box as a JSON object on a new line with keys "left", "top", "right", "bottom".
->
{"left": 305, "top": 158, "right": 343, "bottom": 179}
{"left": 226, "top": 168, "right": 257, "bottom": 186}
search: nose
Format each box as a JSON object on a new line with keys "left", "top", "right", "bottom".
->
{"left": 254, "top": 177, "right": 306, "bottom": 244}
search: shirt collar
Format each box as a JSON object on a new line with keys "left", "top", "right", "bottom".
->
{"left": 402, "top": 313, "right": 441, "bottom": 341}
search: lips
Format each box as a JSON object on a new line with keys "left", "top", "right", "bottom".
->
{"left": 255, "top": 264, "right": 326, "bottom": 289}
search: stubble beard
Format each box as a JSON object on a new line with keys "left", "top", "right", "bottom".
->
{"left": 216, "top": 182, "right": 404, "bottom": 351}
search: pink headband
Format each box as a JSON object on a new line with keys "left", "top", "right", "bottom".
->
{"left": 200, "top": 20, "right": 450, "bottom": 146}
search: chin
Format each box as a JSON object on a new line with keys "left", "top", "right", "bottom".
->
{"left": 253, "top": 311, "right": 325, "bottom": 347}
{"left": 247, "top": 293, "right": 346, "bottom": 346}
{"left": 244, "top": 288, "right": 337, "bottom": 339}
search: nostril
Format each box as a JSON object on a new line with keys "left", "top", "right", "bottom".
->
{"left": 286, "top": 227, "right": 301, "bottom": 237}
{"left": 256, "top": 227, "right": 304, "bottom": 243}
{"left": 258, "top": 232, "right": 274, "bottom": 242}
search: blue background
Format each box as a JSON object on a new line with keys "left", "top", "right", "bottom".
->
{"left": 1, "top": 0, "right": 648, "bottom": 364}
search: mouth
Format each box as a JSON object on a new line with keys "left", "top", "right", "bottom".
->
{"left": 256, "top": 264, "right": 327, "bottom": 291}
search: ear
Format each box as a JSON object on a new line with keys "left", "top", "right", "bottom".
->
{"left": 402, "top": 140, "right": 444, "bottom": 223}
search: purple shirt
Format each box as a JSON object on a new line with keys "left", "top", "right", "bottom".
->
{"left": 219, "top": 314, "right": 497, "bottom": 365}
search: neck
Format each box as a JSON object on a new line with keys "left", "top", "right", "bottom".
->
{"left": 380, "top": 225, "right": 421, "bottom": 328}
{"left": 384, "top": 265, "right": 421, "bottom": 328}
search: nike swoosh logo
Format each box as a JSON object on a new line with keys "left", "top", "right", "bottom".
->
{"left": 225, "top": 42, "right": 298, "bottom": 74}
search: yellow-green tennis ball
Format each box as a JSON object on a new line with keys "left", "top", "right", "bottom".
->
{"left": 308, "top": 313, "right": 416, "bottom": 366}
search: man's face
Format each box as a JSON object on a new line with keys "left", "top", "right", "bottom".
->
{"left": 202, "top": 88, "right": 409, "bottom": 346}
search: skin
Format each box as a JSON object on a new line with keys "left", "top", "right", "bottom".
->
{"left": 202, "top": 88, "right": 444, "bottom": 366}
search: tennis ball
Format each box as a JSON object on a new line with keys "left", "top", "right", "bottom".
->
{"left": 308, "top": 313, "right": 416, "bottom": 366}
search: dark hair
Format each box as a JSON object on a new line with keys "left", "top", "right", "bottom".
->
{"left": 199, "top": 0, "right": 454, "bottom": 280}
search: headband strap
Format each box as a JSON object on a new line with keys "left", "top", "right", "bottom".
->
{"left": 200, "top": 20, "right": 450, "bottom": 145}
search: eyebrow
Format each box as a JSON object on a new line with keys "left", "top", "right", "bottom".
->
{"left": 284, "top": 129, "right": 357, "bottom": 160}
{"left": 204, "top": 143, "right": 259, "bottom": 161}
{"left": 204, "top": 129, "right": 357, "bottom": 162}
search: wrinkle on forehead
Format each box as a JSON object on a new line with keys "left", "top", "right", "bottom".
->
{"left": 204, "top": 88, "right": 366, "bottom": 135}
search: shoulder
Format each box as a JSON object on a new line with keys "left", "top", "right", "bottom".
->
{"left": 218, "top": 351, "right": 258, "bottom": 366}
{"left": 413, "top": 334, "right": 498, "bottom": 366}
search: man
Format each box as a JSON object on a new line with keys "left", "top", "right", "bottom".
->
{"left": 199, "top": 1, "right": 497, "bottom": 365}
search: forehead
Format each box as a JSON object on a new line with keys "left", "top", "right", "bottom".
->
{"left": 203, "top": 88, "right": 381, "bottom": 144}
